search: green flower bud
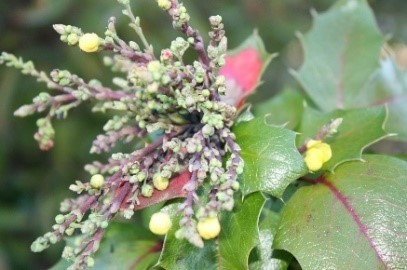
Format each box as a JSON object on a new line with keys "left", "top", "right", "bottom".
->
{"left": 49, "top": 234, "right": 58, "bottom": 244}
{"left": 231, "top": 181, "right": 240, "bottom": 191}
{"left": 87, "top": 257, "right": 95, "bottom": 268}
{"left": 147, "top": 61, "right": 161, "bottom": 73}
{"left": 137, "top": 171, "right": 147, "bottom": 182}
{"left": 157, "top": 0, "right": 171, "bottom": 10}
{"left": 90, "top": 174, "right": 104, "bottom": 189}
{"left": 153, "top": 173, "right": 169, "bottom": 191}
{"left": 67, "top": 33, "right": 79, "bottom": 45}
{"left": 141, "top": 184, "right": 153, "bottom": 197}
{"left": 55, "top": 214, "right": 65, "bottom": 224}
{"left": 65, "top": 227, "right": 75, "bottom": 236}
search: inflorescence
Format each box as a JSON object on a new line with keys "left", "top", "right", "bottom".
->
{"left": 0, "top": 0, "right": 243, "bottom": 269}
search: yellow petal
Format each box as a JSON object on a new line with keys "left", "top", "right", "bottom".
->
{"left": 317, "top": 143, "right": 332, "bottom": 163}
{"left": 306, "top": 139, "right": 322, "bottom": 149}
{"left": 304, "top": 148, "right": 324, "bottom": 171}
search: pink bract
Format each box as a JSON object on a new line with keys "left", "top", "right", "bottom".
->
{"left": 219, "top": 48, "right": 262, "bottom": 106}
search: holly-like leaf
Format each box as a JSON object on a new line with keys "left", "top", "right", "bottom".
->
{"left": 220, "top": 31, "right": 276, "bottom": 107}
{"left": 51, "top": 222, "right": 161, "bottom": 270}
{"left": 293, "top": 0, "right": 384, "bottom": 111}
{"left": 250, "top": 209, "right": 290, "bottom": 270}
{"left": 354, "top": 58, "right": 407, "bottom": 141}
{"left": 155, "top": 192, "right": 265, "bottom": 270}
{"left": 297, "top": 106, "right": 390, "bottom": 171}
{"left": 254, "top": 88, "right": 305, "bottom": 130}
{"left": 234, "top": 117, "right": 308, "bottom": 198}
{"left": 274, "top": 155, "right": 407, "bottom": 270}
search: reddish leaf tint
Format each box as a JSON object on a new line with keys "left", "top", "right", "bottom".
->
{"left": 121, "top": 170, "right": 191, "bottom": 211}
{"left": 220, "top": 48, "right": 262, "bottom": 106}
{"left": 315, "top": 176, "right": 388, "bottom": 267}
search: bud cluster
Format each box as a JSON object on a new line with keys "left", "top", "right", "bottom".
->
{"left": 2, "top": 0, "right": 245, "bottom": 269}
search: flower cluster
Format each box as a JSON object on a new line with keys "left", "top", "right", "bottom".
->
{"left": 1, "top": 0, "right": 246, "bottom": 269}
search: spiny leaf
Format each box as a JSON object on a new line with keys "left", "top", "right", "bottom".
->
{"left": 293, "top": 0, "right": 384, "bottom": 111}
{"left": 254, "top": 88, "right": 305, "bottom": 130}
{"left": 355, "top": 58, "right": 407, "bottom": 141}
{"left": 250, "top": 209, "right": 290, "bottom": 270}
{"left": 234, "top": 117, "right": 308, "bottom": 198}
{"left": 218, "top": 192, "right": 266, "bottom": 269}
{"left": 274, "top": 155, "right": 407, "bottom": 270}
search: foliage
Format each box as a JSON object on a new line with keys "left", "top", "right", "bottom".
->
{"left": 1, "top": 0, "right": 407, "bottom": 269}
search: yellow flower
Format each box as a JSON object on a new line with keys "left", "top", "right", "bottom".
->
{"left": 197, "top": 217, "right": 221, "bottom": 240}
{"left": 304, "top": 140, "right": 332, "bottom": 171}
{"left": 79, "top": 33, "right": 100, "bottom": 52}
{"left": 153, "top": 174, "right": 169, "bottom": 191}
{"left": 149, "top": 212, "right": 172, "bottom": 235}
{"left": 304, "top": 148, "right": 324, "bottom": 171}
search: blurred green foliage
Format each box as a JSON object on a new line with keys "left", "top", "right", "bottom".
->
{"left": 0, "top": 0, "right": 405, "bottom": 269}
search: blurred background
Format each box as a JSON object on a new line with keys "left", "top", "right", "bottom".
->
{"left": 0, "top": 0, "right": 406, "bottom": 269}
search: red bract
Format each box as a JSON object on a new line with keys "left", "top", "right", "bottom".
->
{"left": 122, "top": 170, "right": 191, "bottom": 211}
{"left": 220, "top": 48, "right": 262, "bottom": 107}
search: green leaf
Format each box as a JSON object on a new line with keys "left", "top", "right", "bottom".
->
{"left": 355, "top": 58, "right": 407, "bottom": 141}
{"left": 253, "top": 89, "right": 305, "bottom": 130}
{"left": 218, "top": 192, "right": 266, "bottom": 269}
{"left": 250, "top": 209, "right": 290, "bottom": 270}
{"left": 293, "top": 0, "right": 384, "bottom": 111}
{"left": 156, "top": 192, "right": 265, "bottom": 270}
{"left": 297, "top": 106, "right": 389, "bottom": 171}
{"left": 234, "top": 117, "right": 308, "bottom": 198}
{"left": 274, "top": 155, "right": 407, "bottom": 270}
{"left": 51, "top": 222, "right": 160, "bottom": 270}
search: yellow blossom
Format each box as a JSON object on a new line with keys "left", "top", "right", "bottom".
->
{"left": 153, "top": 174, "right": 169, "bottom": 191}
{"left": 304, "top": 140, "right": 332, "bottom": 171}
{"left": 197, "top": 217, "right": 221, "bottom": 240}
{"left": 304, "top": 148, "right": 324, "bottom": 171}
{"left": 79, "top": 33, "right": 100, "bottom": 52}
{"left": 149, "top": 212, "right": 172, "bottom": 235}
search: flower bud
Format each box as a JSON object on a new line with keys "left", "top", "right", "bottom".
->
{"left": 87, "top": 257, "right": 95, "bottom": 268}
{"left": 153, "top": 173, "right": 169, "bottom": 191}
{"left": 197, "top": 216, "right": 221, "bottom": 240}
{"left": 55, "top": 214, "right": 65, "bottom": 224}
{"left": 79, "top": 33, "right": 100, "bottom": 52}
{"left": 53, "top": 24, "right": 65, "bottom": 34}
{"left": 141, "top": 184, "right": 153, "bottom": 197}
{"left": 90, "top": 174, "right": 104, "bottom": 189}
{"left": 149, "top": 212, "right": 172, "bottom": 235}
{"left": 157, "top": 0, "right": 171, "bottom": 10}
{"left": 67, "top": 33, "right": 79, "bottom": 45}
